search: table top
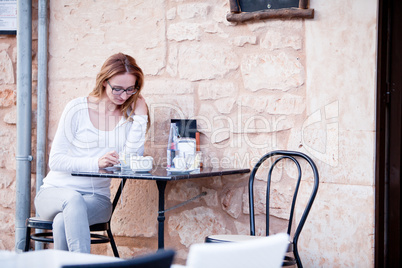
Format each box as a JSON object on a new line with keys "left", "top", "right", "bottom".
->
{"left": 1, "top": 249, "right": 122, "bottom": 268}
{"left": 72, "top": 166, "right": 250, "bottom": 181}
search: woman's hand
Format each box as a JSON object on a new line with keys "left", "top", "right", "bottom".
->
{"left": 133, "top": 94, "right": 148, "bottom": 115}
{"left": 98, "top": 151, "right": 119, "bottom": 168}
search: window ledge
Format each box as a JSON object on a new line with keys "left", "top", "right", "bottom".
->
{"left": 226, "top": 8, "right": 314, "bottom": 23}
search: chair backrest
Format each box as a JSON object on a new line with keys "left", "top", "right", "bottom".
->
{"left": 61, "top": 249, "right": 175, "bottom": 268}
{"left": 186, "top": 233, "right": 289, "bottom": 268}
{"left": 248, "top": 151, "right": 319, "bottom": 260}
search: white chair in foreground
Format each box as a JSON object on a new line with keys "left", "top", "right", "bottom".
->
{"left": 173, "top": 233, "right": 289, "bottom": 268}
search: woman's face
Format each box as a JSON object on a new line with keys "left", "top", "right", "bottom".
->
{"left": 103, "top": 73, "right": 137, "bottom": 106}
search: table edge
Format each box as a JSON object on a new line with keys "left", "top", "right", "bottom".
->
{"left": 71, "top": 168, "right": 251, "bottom": 181}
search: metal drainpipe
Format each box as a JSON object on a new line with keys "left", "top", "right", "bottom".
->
{"left": 15, "top": 0, "right": 33, "bottom": 252}
{"left": 35, "top": 0, "right": 48, "bottom": 250}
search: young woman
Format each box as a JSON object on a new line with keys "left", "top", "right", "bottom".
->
{"left": 34, "top": 53, "right": 149, "bottom": 253}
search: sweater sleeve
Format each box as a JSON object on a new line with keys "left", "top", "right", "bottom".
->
{"left": 123, "top": 115, "right": 148, "bottom": 156}
{"left": 48, "top": 99, "right": 99, "bottom": 172}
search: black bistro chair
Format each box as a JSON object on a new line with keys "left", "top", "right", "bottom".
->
{"left": 61, "top": 249, "right": 175, "bottom": 268}
{"left": 24, "top": 179, "right": 127, "bottom": 257}
{"left": 205, "top": 150, "right": 319, "bottom": 268}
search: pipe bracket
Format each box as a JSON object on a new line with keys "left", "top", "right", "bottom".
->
{"left": 16, "top": 155, "right": 33, "bottom": 162}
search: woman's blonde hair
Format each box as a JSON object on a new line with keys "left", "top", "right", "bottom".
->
{"left": 89, "top": 53, "right": 150, "bottom": 130}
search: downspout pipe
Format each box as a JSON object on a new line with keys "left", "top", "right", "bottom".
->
{"left": 15, "top": 0, "right": 33, "bottom": 251}
{"left": 37, "top": 0, "right": 48, "bottom": 196}
{"left": 35, "top": 0, "right": 48, "bottom": 250}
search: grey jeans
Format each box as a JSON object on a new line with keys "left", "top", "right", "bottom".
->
{"left": 34, "top": 187, "right": 112, "bottom": 253}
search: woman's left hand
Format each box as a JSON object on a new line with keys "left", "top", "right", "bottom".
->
{"left": 133, "top": 94, "right": 148, "bottom": 115}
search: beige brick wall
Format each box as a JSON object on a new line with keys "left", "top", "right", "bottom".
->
{"left": 0, "top": 1, "right": 377, "bottom": 267}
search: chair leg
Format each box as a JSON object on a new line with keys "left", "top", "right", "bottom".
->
{"left": 24, "top": 225, "right": 31, "bottom": 252}
{"left": 107, "top": 229, "right": 119, "bottom": 258}
{"left": 294, "top": 245, "right": 302, "bottom": 268}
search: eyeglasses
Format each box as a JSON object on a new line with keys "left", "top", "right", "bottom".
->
{"left": 107, "top": 80, "right": 138, "bottom": 96}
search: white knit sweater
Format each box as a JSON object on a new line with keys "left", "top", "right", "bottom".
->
{"left": 42, "top": 97, "right": 147, "bottom": 198}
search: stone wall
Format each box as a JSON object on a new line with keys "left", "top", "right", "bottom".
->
{"left": 0, "top": 2, "right": 39, "bottom": 251}
{"left": 0, "top": 35, "right": 18, "bottom": 250}
{"left": 0, "top": 0, "right": 377, "bottom": 267}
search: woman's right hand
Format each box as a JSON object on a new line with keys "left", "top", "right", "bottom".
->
{"left": 98, "top": 151, "right": 119, "bottom": 168}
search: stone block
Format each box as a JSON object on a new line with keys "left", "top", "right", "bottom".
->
{"left": 0, "top": 210, "right": 14, "bottom": 232}
{"left": 253, "top": 161, "right": 284, "bottom": 183}
{"left": 241, "top": 52, "right": 304, "bottom": 92}
{"left": 0, "top": 51, "right": 14, "bottom": 85}
{"left": 177, "top": 3, "right": 210, "bottom": 19}
{"left": 265, "top": 94, "right": 305, "bottom": 115}
{"left": 261, "top": 30, "right": 302, "bottom": 50}
{"left": 0, "top": 43, "right": 11, "bottom": 50}
{"left": 0, "top": 170, "right": 14, "bottom": 189}
{"left": 0, "top": 129, "right": 16, "bottom": 169}
{"left": 202, "top": 22, "right": 227, "bottom": 36}
{"left": 203, "top": 176, "right": 223, "bottom": 188}
{"left": 0, "top": 89, "right": 16, "bottom": 108}
{"left": 234, "top": 221, "right": 250, "bottom": 235}
{"left": 230, "top": 36, "right": 257, "bottom": 47}
{"left": 168, "top": 207, "right": 228, "bottom": 247}
{"left": 167, "top": 22, "right": 202, "bottom": 41}
{"left": 238, "top": 95, "right": 267, "bottom": 113}
{"left": 0, "top": 181, "right": 15, "bottom": 208}
{"left": 167, "top": 181, "right": 201, "bottom": 202}
{"left": 167, "top": 45, "right": 179, "bottom": 77}
{"left": 145, "top": 79, "right": 194, "bottom": 95}
{"left": 231, "top": 105, "right": 295, "bottom": 134}
{"left": 260, "top": 20, "right": 303, "bottom": 50}
{"left": 178, "top": 44, "right": 238, "bottom": 81}
{"left": 147, "top": 95, "right": 194, "bottom": 120}
{"left": 201, "top": 187, "right": 218, "bottom": 207}
{"left": 196, "top": 103, "right": 221, "bottom": 134}
{"left": 247, "top": 20, "right": 269, "bottom": 32}
{"left": 166, "top": 7, "right": 176, "bottom": 20}
{"left": 242, "top": 132, "right": 278, "bottom": 151}
{"left": 205, "top": 114, "right": 232, "bottom": 145}
{"left": 221, "top": 146, "right": 253, "bottom": 169}
{"left": 198, "top": 81, "right": 238, "bottom": 100}
{"left": 221, "top": 187, "right": 244, "bottom": 219}
{"left": 12, "top": 46, "right": 17, "bottom": 63}
{"left": 214, "top": 98, "right": 235, "bottom": 114}
{"left": 242, "top": 179, "right": 293, "bottom": 220}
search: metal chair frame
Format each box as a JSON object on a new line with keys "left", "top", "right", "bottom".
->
{"left": 24, "top": 178, "right": 127, "bottom": 257}
{"left": 206, "top": 150, "right": 319, "bottom": 268}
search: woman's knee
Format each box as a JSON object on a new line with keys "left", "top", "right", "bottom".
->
{"left": 62, "top": 191, "right": 86, "bottom": 210}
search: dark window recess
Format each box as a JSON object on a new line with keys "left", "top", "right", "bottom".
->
{"left": 239, "top": 0, "right": 299, "bottom": 12}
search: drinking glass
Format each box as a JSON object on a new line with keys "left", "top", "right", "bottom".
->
{"left": 119, "top": 153, "right": 131, "bottom": 171}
